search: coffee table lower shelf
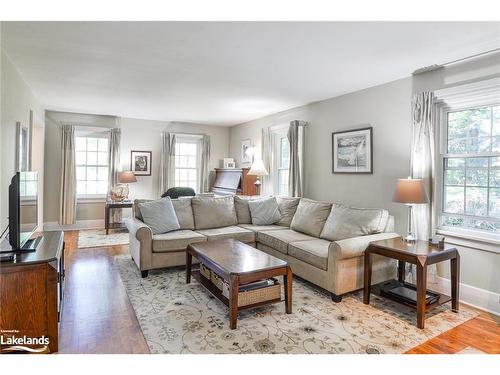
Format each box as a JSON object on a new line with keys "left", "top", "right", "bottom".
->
{"left": 191, "top": 269, "right": 282, "bottom": 311}
{"left": 370, "top": 279, "right": 452, "bottom": 310}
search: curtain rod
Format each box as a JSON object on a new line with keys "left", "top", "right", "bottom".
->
{"left": 412, "top": 47, "right": 500, "bottom": 75}
{"left": 164, "top": 131, "right": 206, "bottom": 137}
{"left": 60, "top": 121, "right": 116, "bottom": 129}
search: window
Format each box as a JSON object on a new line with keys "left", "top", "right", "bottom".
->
{"left": 76, "top": 136, "right": 109, "bottom": 197}
{"left": 175, "top": 139, "right": 198, "bottom": 191}
{"left": 441, "top": 104, "right": 500, "bottom": 234}
{"left": 272, "top": 127, "right": 290, "bottom": 196}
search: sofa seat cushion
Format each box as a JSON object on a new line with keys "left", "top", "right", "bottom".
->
{"left": 238, "top": 224, "right": 288, "bottom": 232}
{"left": 288, "top": 239, "right": 331, "bottom": 271}
{"left": 195, "top": 226, "right": 255, "bottom": 243}
{"left": 257, "top": 229, "right": 316, "bottom": 254}
{"left": 152, "top": 230, "right": 207, "bottom": 252}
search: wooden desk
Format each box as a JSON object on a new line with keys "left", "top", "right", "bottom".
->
{"left": 105, "top": 200, "right": 133, "bottom": 234}
{"left": 0, "top": 231, "right": 65, "bottom": 353}
{"left": 363, "top": 238, "right": 459, "bottom": 329}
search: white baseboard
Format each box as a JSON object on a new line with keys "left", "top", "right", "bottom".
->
{"left": 44, "top": 220, "right": 104, "bottom": 231}
{"left": 433, "top": 276, "right": 500, "bottom": 316}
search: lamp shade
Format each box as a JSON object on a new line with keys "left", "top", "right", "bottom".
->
{"left": 392, "top": 178, "right": 429, "bottom": 204}
{"left": 119, "top": 171, "right": 137, "bottom": 183}
{"left": 247, "top": 159, "right": 269, "bottom": 176}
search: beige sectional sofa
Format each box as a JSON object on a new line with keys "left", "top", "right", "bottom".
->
{"left": 125, "top": 195, "right": 398, "bottom": 301}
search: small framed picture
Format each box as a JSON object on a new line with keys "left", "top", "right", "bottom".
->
{"left": 332, "top": 126, "right": 373, "bottom": 174}
{"left": 241, "top": 139, "right": 252, "bottom": 165}
{"left": 223, "top": 158, "right": 236, "bottom": 168}
{"left": 131, "top": 150, "right": 152, "bottom": 176}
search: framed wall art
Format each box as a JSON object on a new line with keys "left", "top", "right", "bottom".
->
{"left": 332, "top": 126, "right": 373, "bottom": 174}
{"left": 241, "top": 139, "right": 252, "bottom": 165}
{"left": 130, "top": 150, "right": 152, "bottom": 176}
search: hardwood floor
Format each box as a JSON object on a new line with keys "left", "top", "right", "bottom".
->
{"left": 59, "top": 231, "right": 149, "bottom": 353}
{"left": 406, "top": 311, "right": 500, "bottom": 354}
{"left": 59, "top": 230, "right": 499, "bottom": 354}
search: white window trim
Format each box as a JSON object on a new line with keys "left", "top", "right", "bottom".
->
{"left": 174, "top": 135, "right": 200, "bottom": 192}
{"left": 270, "top": 125, "right": 289, "bottom": 196}
{"left": 434, "top": 78, "right": 500, "bottom": 251}
{"left": 77, "top": 195, "right": 107, "bottom": 203}
{"left": 75, "top": 132, "right": 110, "bottom": 198}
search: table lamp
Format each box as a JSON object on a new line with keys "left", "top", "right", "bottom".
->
{"left": 111, "top": 171, "right": 137, "bottom": 201}
{"left": 392, "top": 177, "right": 429, "bottom": 242}
{"left": 247, "top": 159, "right": 268, "bottom": 195}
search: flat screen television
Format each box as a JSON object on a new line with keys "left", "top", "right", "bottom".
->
{"left": 8, "top": 171, "right": 39, "bottom": 250}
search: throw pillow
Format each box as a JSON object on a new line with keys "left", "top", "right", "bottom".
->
{"left": 290, "top": 198, "right": 332, "bottom": 237}
{"left": 320, "top": 204, "right": 390, "bottom": 241}
{"left": 138, "top": 197, "right": 180, "bottom": 234}
{"left": 133, "top": 198, "right": 151, "bottom": 221}
{"left": 234, "top": 195, "right": 254, "bottom": 224}
{"left": 248, "top": 197, "right": 282, "bottom": 225}
{"left": 276, "top": 196, "right": 300, "bottom": 226}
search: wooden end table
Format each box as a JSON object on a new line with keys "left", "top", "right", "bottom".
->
{"left": 186, "top": 239, "right": 292, "bottom": 329}
{"left": 363, "top": 238, "right": 460, "bottom": 329}
{"left": 105, "top": 200, "right": 133, "bottom": 235}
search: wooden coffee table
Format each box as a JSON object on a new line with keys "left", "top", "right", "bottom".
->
{"left": 186, "top": 239, "right": 292, "bottom": 329}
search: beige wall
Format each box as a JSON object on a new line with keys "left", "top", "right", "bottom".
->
{"left": 120, "top": 117, "right": 229, "bottom": 201}
{"left": 412, "top": 54, "right": 500, "bottom": 294}
{"left": 1, "top": 49, "right": 45, "bottom": 231}
{"left": 229, "top": 78, "right": 413, "bottom": 235}
{"left": 43, "top": 112, "right": 230, "bottom": 223}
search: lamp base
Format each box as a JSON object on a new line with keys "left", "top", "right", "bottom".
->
{"left": 254, "top": 177, "right": 262, "bottom": 195}
{"left": 402, "top": 234, "right": 417, "bottom": 243}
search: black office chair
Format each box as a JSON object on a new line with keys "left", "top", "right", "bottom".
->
{"left": 161, "top": 187, "right": 196, "bottom": 199}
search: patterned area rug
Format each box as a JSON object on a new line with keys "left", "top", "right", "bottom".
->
{"left": 114, "top": 255, "right": 477, "bottom": 354}
{"left": 78, "top": 229, "right": 129, "bottom": 248}
{"left": 457, "top": 347, "right": 487, "bottom": 354}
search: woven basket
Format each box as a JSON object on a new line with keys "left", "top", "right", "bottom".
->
{"left": 200, "top": 264, "right": 211, "bottom": 279}
{"left": 210, "top": 272, "right": 224, "bottom": 290}
{"left": 222, "top": 281, "right": 281, "bottom": 307}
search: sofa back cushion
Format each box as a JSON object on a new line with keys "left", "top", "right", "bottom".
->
{"left": 276, "top": 197, "right": 300, "bottom": 226}
{"left": 171, "top": 197, "right": 195, "bottom": 230}
{"left": 248, "top": 197, "right": 281, "bottom": 225}
{"left": 138, "top": 198, "right": 180, "bottom": 234}
{"left": 320, "top": 204, "right": 390, "bottom": 241}
{"left": 290, "top": 198, "right": 332, "bottom": 237}
{"left": 234, "top": 195, "right": 254, "bottom": 224}
{"left": 191, "top": 196, "right": 238, "bottom": 229}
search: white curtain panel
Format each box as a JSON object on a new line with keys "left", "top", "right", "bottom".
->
{"left": 410, "top": 91, "right": 436, "bottom": 282}
{"left": 261, "top": 127, "right": 273, "bottom": 196}
{"left": 159, "top": 133, "right": 176, "bottom": 196}
{"left": 287, "top": 120, "right": 307, "bottom": 197}
{"left": 197, "top": 135, "right": 211, "bottom": 193}
{"left": 59, "top": 125, "right": 77, "bottom": 225}
{"left": 108, "top": 127, "right": 122, "bottom": 222}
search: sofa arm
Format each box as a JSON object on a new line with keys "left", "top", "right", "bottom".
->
{"left": 329, "top": 232, "right": 400, "bottom": 260}
{"left": 125, "top": 217, "right": 153, "bottom": 242}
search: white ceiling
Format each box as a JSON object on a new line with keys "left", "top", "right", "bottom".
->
{"left": 2, "top": 22, "right": 500, "bottom": 126}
